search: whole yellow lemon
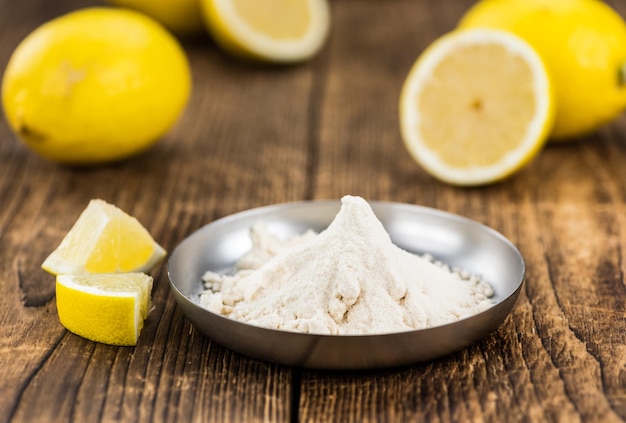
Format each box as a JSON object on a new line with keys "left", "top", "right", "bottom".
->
{"left": 2, "top": 8, "right": 192, "bottom": 165}
{"left": 107, "top": 0, "right": 205, "bottom": 37}
{"left": 459, "top": 0, "right": 626, "bottom": 141}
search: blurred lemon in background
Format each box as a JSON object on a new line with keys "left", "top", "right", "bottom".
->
{"left": 108, "top": 0, "right": 205, "bottom": 37}
{"left": 200, "top": 0, "right": 331, "bottom": 63}
{"left": 2, "top": 7, "right": 191, "bottom": 165}
{"left": 459, "top": 0, "right": 626, "bottom": 141}
{"left": 399, "top": 29, "right": 555, "bottom": 186}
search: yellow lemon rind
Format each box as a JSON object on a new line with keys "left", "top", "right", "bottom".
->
{"left": 55, "top": 273, "right": 153, "bottom": 346}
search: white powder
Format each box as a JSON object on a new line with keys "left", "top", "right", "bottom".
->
{"left": 200, "top": 195, "right": 494, "bottom": 335}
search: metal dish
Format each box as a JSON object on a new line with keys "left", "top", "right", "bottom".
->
{"left": 167, "top": 200, "right": 525, "bottom": 369}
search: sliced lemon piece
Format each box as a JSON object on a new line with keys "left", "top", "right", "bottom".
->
{"left": 42, "top": 199, "right": 166, "bottom": 275}
{"left": 399, "top": 29, "right": 555, "bottom": 186}
{"left": 56, "top": 273, "right": 153, "bottom": 346}
{"left": 200, "top": 0, "right": 331, "bottom": 63}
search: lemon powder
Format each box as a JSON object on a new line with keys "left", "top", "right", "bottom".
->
{"left": 199, "top": 195, "right": 494, "bottom": 335}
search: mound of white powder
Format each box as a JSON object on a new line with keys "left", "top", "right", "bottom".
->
{"left": 199, "top": 195, "right": 494, "bottom": 335}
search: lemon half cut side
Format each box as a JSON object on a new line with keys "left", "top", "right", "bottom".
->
{"left": 56, "top": 273, "right": 153, "bottom": 346}
{"left": 201, "top": 0, "right": 331, "bottom": 63}
{"left": 108, "top": 0, "right": 205, "bottom": 36}
{"left": 42, "top": 199, "right": 166, "bottom": 276}
{"left": 399, "top": 29, "right": 555, "bottom": 186}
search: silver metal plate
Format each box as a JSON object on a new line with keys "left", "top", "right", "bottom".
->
{"left": 167, "top": 200, "right": 525, "bottom": 369}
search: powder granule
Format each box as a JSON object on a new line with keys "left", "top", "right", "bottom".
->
{"left": 200, "top": 195, "right": 494, "bottom": 335}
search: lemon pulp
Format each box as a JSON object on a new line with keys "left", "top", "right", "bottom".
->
{"left": 232, "top": 0, "right": 310, "bottom": 39}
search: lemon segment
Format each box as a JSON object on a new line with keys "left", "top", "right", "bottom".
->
{"left": 459, "top": 0, "right": 626, "bottom": 140}
{"left": 399, "top": 29, "right": 555, "bottom": 186}
{"left": 42, "top": 199, "right": 166, "bottom": 275}
{"left": 1, "top": 7, "right": 191, "bottom": 164}
{"left": 56, "top": 273, "right": 153, "bottom": 346}
{"left": 200, "top": 0, "right": 331, "bottom": 62}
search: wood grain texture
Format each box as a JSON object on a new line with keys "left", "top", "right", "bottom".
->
{"left": 2, "top": 0, "right": 626, "bottom": 422}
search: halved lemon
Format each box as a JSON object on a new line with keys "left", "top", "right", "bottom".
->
{"left": 56, "top": 273, "right": 153, "bottom": 345}
{"left": 399, "top": 29, "right": 555, "bottom": 186}
{"left": 42, "top": 199, "right": 166, "bottom": 275}
{"left": 200, "top": 0, "right": 331, "bottom": 63}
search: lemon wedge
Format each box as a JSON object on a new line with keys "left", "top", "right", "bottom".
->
{"left": 56, "top": 273, "right": 153, "bottom": 346}
{"left": 42, "top": 199, "right": 166, "bottom": 275}
{"left": 200, "top": 0, "right": 331, "bottom": 62}
{"left": 399, "top": 29, "right": 555, "bottom": 186}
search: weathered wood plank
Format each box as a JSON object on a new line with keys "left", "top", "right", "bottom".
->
{"left": 3, "top": 0, "right": 626, "bottom": 422}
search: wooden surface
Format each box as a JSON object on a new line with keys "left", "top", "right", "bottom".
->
{"left": 2, "top": 0, "right": 626, "bottom": 422}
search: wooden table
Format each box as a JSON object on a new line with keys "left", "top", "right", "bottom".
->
{"left": 3, "top": 0, "right": 626, "bottom": 421}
